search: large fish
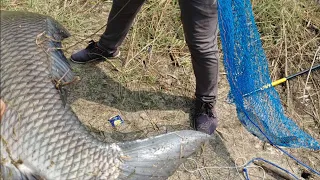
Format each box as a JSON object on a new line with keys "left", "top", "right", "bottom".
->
{"left": 0, "top": 11, "right": 209, "bottom": 180}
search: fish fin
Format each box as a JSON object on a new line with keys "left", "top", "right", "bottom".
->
{"left": 46, "top": 16, "right": 74, "bottom": 83}
{"left": 46, "top": 16, "right": 70, "bottom": 40}
{"left": 1, "top": 164, "right": 27, "bottom": 180}
{"left": 45, "top": 16, "right": 76, "bottom": 103}
{"left": 17, "top": 164, "right": 45, "bottom": 180}
{"left": 1, "top": 163, "right": 44, "bottom": 180}
{"left": 118, "top": 130, "right": 210, "bottom": 180}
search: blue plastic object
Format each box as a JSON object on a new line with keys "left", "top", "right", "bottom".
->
{"left": 109, "top": 115, "right": 124, "bottom": 127}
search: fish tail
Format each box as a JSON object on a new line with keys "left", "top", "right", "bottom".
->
{"left": 118, "top": 130, "right": 209, "bottom": 179}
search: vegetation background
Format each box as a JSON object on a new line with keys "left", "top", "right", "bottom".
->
{"left": 1, "top": 0, "right": 320, "bottom": 179}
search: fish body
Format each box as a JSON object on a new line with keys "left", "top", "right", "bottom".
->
{"left": 0, "top": 11, "right": 209, "bottom": 179}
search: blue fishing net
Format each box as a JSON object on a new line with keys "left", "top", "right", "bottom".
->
{"left": 217, "top": 0, "right": 320, "bottom": 150}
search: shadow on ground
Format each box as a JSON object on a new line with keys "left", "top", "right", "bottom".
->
{"left": 67, "top": 61, "right": 240, "bottom": 179}
{"left": 67, "top": 61, "right": 193, "bottom": 112}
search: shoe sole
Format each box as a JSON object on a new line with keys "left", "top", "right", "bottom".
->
{"left": 70, "top": 51, "right": 121, "bottom": 64}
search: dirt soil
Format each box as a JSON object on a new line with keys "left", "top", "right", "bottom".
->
{"left": 58, "top": 2, "right": 320, "bottom": 179}
{"left": 64, "top": 52, "right": 320, "bottom": 180}
{"left": 2, "top": 0, "right": 319, "bottom": 179}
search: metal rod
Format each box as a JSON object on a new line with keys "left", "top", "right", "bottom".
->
{"left": 287, "top": 64, "right": 320, "bottom": 80}
{"left": 243, "top": 64, "right": 320, "bottom": 97}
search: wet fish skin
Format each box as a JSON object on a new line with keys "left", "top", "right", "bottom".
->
{"left": 0, "top": 11, "right": 209, "bottom": 180}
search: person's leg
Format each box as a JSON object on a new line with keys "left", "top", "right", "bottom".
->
{"left": 71, "top": 0, "right": 146, "bottom": 63}
{"left": 98, "top": 0, "right": 146, "bottom": 54}
{"left": 178, "top": 0, "right": 219, "bottom": 135}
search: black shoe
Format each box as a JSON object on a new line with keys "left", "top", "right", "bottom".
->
{"left": 193, "top": 99, "right": 218, "bottom": 135}
{"left": 70, "top": 40, "right": 120, "bottom": 64}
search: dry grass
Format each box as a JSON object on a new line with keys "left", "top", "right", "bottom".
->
{"left": 3, "top": 0, "right": 318, "bottom": 108}
{"left": 1, "top": 0, "right": 320, "bottom": 179}
{"left": 1, "top": 0, "right": 196, "bottom": 106}
{"left": 252, "top": 0, "right": 320, "bottom": 139}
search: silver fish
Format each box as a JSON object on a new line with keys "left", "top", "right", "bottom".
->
{"left": 0, "top": 11, "right": 209, "bottom": 180}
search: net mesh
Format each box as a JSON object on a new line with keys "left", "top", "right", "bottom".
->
{"left": 217, "top": 0, "right": 320, "bottom": 150}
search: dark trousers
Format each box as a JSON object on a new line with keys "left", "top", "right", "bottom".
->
{"left": 99, "top": 0, "right": 219, "bottom": 103}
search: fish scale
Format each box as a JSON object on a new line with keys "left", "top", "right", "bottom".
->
{"left": 1, "top": 11, "right": 121, "bottom": 179}
{"left": 1, "top": 11, "right": 209, "bottom": 180}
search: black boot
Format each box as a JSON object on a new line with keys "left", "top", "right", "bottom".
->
{"left": 192, "top": 98, "right": 218, "bottom": 135}
{"left": 70, "top": 40, "right": 120, "bottom": 64}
